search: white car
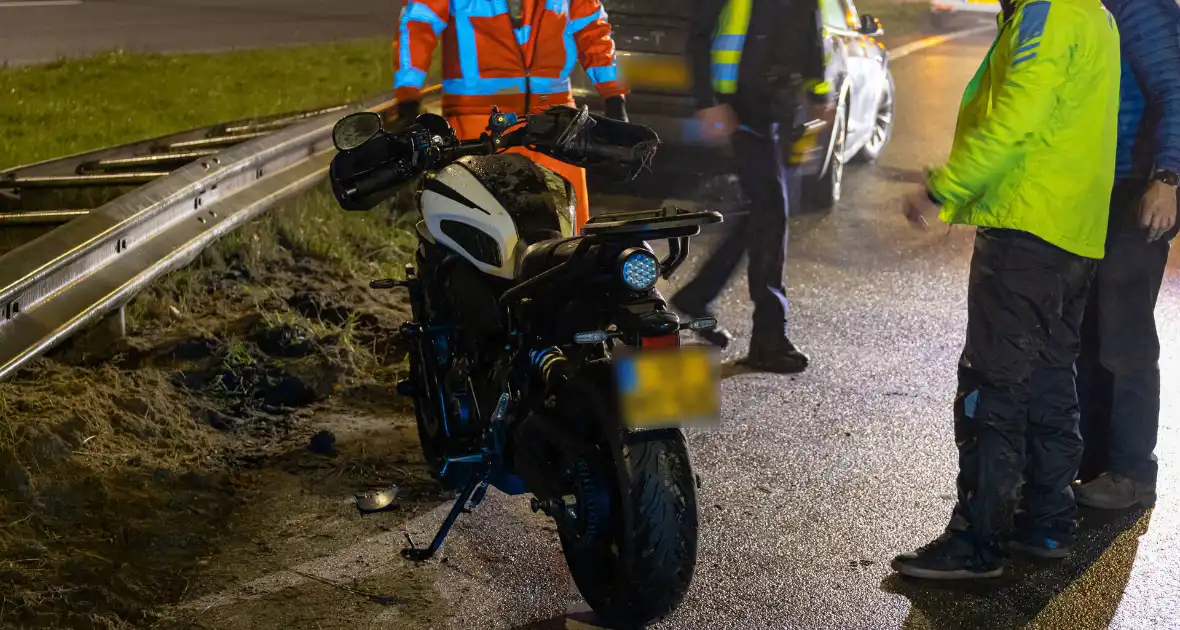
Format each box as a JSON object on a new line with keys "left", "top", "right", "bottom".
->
{"left": 930, "top": 0, "right": 1001, "bottom": 30}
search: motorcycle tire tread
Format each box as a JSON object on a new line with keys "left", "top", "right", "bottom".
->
{"left": 610, "top": 430, "right": 699, "bottom": 628}
{"left": 557, "top": 360, "right": 699, "bottom": 629}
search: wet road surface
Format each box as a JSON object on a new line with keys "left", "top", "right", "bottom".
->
{"left": 188, "top": 28, "right": 1180, "bottom": 629}
{"left": 0, "top": 0, "right": 397, "bottom": 64}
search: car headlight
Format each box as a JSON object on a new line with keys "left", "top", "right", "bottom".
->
{"left": 619, "top": 248, "right": 660, "bottom": 292}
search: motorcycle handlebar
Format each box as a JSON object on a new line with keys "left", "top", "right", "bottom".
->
{"left": 440, "top": 134, "right": 522, "bottom": 162}
{"left": 442, "top": 133, "right": 637, "bottom": 165}
{"left": 564, "top": 139, "right": 638, "bottom": 163}
{"left": 333, "top": 133, "right": 526, "bottom": 210}
{"left": 331, "top": 106, "right": 658, "bottom": 211}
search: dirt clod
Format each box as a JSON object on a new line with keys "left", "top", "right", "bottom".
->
{"left": 251, "top": 323, "right": 317, "bottom": 358}
{"left": 289, "top": 292, "right": 379, "bottom": 329}
{"left": 164, "top": 336, "right": 222, "bottom": 361}
{"left": 27, "top": 428, "right": 72, "bottom": 467}
{"left": 1, "top": 450, "right": 34, "bottom": 502}
{"left": 309, "top": 429, "right": 338, "bottom": 455}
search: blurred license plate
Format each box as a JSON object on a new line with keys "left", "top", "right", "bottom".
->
{"left": 617, "top": 54, "right": 691, "bottom": 91}
{"left": 616, "top": 346, "right": 720, "bottom": 430}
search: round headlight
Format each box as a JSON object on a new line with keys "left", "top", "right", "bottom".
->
{"left": 619, "top": 249, "right": 660, "bottom": 292}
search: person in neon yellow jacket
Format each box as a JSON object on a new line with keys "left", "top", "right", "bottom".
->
{"left": 896, "top": 0, "right": 1120, "bottom": 580}
{"left": 908, "top": 3, "right": 1120, "bottom": 258}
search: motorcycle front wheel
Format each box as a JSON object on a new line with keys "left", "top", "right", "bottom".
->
{"left": 555, "top": 362, "right": 699, "bottom": 628}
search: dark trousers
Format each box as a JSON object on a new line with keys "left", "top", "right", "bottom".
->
{"left": 674, "top": 124, "right": 799, "bottom": 345}
{"left": 1078, "top": 180, "right": 1175, "bottom": 484}
{"left": 951, "top": 228, "right": 1096, "bottom": 559}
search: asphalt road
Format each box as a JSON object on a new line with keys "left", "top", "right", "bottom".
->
{"left": 0, "top": 0, "right": 397, "bottom": 64}
{"left": 186, "top": 29, "right": 1180, "bottom": 630}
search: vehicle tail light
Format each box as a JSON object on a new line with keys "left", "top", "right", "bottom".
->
{"left": 640, "top": 333, "right": 680, "bottom": 350}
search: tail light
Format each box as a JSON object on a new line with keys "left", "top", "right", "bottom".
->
{"left": 640, "top": 333, "right": 680, "bottom": 349}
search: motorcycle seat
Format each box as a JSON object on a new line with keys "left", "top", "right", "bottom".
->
{"left": 514, "top": 235, "right": 581, "bottom": 281}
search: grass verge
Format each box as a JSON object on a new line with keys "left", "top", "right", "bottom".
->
{"left": 0, "top": 37, "right": 392, "bottom": 170}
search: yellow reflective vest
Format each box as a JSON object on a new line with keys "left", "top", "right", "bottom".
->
{"left": 710, "top": 0, "right": 830, "bottom": 97}
{"left": 711, "top": 0, "right": 752, "bottom": 94}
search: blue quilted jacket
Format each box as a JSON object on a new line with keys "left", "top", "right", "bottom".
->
{"left": 1102, "top": 0, "right": 1180, "bottom": 180}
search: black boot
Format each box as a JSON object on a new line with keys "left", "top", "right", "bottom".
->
{"left": 738, "top": 338, "right": 809, "bottom": 374}
{"left": 671, "top": 295, "right": 734, "bottom": 349}
{"left": 696, "top": 327, "right": 735, "bottom": 349}
{"left": 892, "top": 532, "right": 1004, "bottom": 580}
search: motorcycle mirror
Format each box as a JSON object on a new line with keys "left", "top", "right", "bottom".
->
{"left": 415, "top": 112, "right": 453, "bottom": 135}
{"left": 332, "top": 111, "right": 383, "bottom": 152}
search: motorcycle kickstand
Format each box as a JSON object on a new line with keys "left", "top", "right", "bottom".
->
{"left": 401, "top": 469, "right": 490, "bottom": 562}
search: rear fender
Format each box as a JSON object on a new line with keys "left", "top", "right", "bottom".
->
{"left": 612, "top": 296, "right": 679, "bottom": 347}
{"left": 506, "top": 411, "right": 590, "bottom": 498}
{"left": 515, "top": 358, "right": 649, "bottom": 478}
{"left": 557, "top": 358, "right": 672, "bottom": 440}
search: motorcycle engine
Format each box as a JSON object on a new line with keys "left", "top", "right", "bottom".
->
{"left": 428, "top": 257, "right": 507, "bottom": 451}
{"left": 441, "top": 359, "right": 479, "bottom": 441}
{"left": 443, "top": 259, "right": 504, "bottom": 338}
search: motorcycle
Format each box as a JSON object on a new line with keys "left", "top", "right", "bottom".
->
{"left": 328, "top": 104, "right": 722, "bottom": 628}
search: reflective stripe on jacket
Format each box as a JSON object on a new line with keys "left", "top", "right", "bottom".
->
{"left": 711, "top": 0, "right": 752, "bottom": 94}
{"left": 927, "top": 0, "right": 1121, "bottom": 259}
{"left": 395, "top": 0, "right": 626, "bottom": 117}
{"left": 707, "top": 0, "right": 829, "bottom": 101}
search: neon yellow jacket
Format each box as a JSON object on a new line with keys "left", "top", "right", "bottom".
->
{"left": 926, "top": 0, "right": 1121, "bottom": 259}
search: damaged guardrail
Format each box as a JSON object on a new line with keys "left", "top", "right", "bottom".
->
{"left": 0, "top": 88, "right": 438, "bottom": 381}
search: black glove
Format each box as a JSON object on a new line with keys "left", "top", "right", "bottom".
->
{"left": 397, "top": 100, "right": 421, "bottom": 121}
{"left": 604, "top": 95, "right": 628, "bottom": 122}
{"left": 381, "top": 99, "right": 418, "bottom": 128}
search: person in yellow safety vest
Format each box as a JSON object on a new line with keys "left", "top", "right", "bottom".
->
{"left": 670, "top": 0, "right": 831, "bottom": 374}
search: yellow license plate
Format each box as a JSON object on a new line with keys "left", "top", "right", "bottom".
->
{"left": 617, "top": 54, "right": 691, "bottom": 92}
{"left": 616, "top": 346, "right": 721, "bottom": 430}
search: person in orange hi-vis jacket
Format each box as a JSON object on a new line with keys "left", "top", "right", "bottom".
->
{"left": 393, "top": 0, "right": 630, "bottom": 232}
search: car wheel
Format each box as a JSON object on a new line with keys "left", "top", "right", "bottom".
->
{"left": 806, "top": 96, "right": 847, "bottom": 212}
{"left": 855, "top": 70, "right": 894, "bottom": 163}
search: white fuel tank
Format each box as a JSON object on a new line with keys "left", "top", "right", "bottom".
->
{"left": 420, "top": 154, "right": 577, "bottom": 279}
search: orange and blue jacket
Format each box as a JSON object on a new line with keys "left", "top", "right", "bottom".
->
{"left": 395, "top": 0, "right": 627, "bottom": 118}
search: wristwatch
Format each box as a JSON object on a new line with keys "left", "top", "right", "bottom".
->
{"left": 1151, "top": 168, "right": 1180, "bottom": 186}
{"left": 926, "top": 188, "right": 943, "bottom": 207}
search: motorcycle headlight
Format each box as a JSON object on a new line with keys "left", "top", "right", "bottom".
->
{"left": 619, "top": 249, "right": 660, "bottom": 292}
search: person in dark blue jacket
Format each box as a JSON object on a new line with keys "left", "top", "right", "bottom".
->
{"left": 1076, "top": 0, "right": 1180, "bottom": 510}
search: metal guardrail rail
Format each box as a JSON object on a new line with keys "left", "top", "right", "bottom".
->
{"left": 0, "top": 105, "right": 350, "bottom": 225}
{"left": 0, "top": 88, "right": 438, "bottom": 382}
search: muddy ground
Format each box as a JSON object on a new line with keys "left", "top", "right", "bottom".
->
{"left": 0, "top": 185, "right": 450, "bottom": 629}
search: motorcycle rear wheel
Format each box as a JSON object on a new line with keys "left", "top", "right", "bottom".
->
{"left": 556, "top": 363, "right": 699, "bottom": 628}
